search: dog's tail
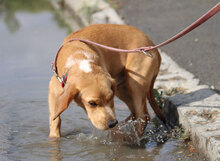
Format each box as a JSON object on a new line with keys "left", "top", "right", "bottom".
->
{"left": 147, "top": 76, "right": 166, "bottom": 124}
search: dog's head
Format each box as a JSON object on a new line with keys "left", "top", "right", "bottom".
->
{"left": 53, "top": 67, "right": 118, "bottom": 130}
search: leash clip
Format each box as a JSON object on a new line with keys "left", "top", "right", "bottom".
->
{"left": 54, "top": 71, "right": 63, "bottom": 83}
{"left": 53, "top": 70, "right": 69, "bottom": 88}
{"left": 141, "top": 49, "right": 153, "bottom": 58}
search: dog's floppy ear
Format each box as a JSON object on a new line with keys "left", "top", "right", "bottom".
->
{"left": 53, "top": 84, "right": 78, "bottom": 120}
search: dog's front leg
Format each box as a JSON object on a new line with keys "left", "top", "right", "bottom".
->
{"left": 48, "top": 75, "right": 63, "bottom": 138}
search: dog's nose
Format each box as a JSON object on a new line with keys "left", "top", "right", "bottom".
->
{"left": 107, "top": 119, "right": 118, "bottom": 128}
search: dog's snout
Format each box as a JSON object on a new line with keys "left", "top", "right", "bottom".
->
{"left": 107, "top": 119, "right": 118, "bottom": 128}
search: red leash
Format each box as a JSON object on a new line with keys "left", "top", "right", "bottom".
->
{"left": 52, "top": 2, "right": 220, "bottom": 86}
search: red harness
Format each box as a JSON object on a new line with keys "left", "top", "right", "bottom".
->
{"left": 52, "top": 2, "right": 220, "bottom": 88}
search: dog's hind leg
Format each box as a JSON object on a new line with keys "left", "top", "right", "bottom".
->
{"left": 123, "top": 51, "right": 160, "bottom": 137}
{"left": 125, "top": 74, "right": 151, "bottom": 137}
{"left": 116, "top": 66, "right": 151, "bottom": 137}
{"left": 48, "top": 75, "right": 63, "bottom": 138}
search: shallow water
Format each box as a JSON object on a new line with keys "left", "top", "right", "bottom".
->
{"left": 0, "top": 1, "right": 207, "bottom": 160}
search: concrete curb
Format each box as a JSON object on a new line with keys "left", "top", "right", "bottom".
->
{"left": 165, "top": 90, "right": 220, "bottom": 161}
{"left": 51, "top": 1, "right": 220, "bottom": 160}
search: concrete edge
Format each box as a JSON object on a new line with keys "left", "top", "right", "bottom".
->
{"left": 50, "top": 0, "right": 220, "bottom": 160}
{"left": 165, "top": 90, "right": 220, "bottom": 161}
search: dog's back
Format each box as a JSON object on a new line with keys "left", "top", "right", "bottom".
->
{"left": 63, "top": 24, "right": 160, "bottom": 79}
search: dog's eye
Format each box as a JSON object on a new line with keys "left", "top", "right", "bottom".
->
{"left": 88, "top": 101, "right": 98, "bottom": 107}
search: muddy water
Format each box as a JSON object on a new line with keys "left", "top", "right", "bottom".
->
{"left": 0, "top": 1, "right": 207, "bottom": 161}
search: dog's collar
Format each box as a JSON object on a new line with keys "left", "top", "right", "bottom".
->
{"left": 54, "top": 70, "right": 69, "bottom": 88}
{"left": 51, "top": 42, "right": 70, "bottom": 88}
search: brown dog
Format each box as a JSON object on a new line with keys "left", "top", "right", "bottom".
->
{"left": 48, "top": 24, "right": 165, "bottom": 138}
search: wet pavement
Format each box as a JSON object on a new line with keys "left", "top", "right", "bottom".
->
{"left": 0, "top": 0, "right": 209, "bottom": 160}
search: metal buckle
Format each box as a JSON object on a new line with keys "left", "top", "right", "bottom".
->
{"left": 141, "top": 50, "right": 153, "bottom": 58}
{"left": 54, "top": 71, "right": 63, "bottom": 84}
